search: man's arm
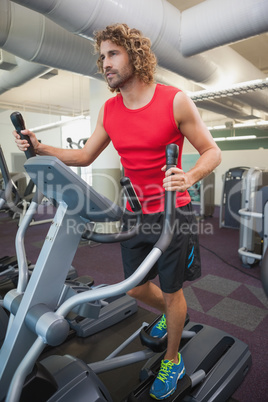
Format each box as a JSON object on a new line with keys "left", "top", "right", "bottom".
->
{"left": 163, "top": 91, "right": 221, "bottom": 192}
{"left": 13, "top": 105, "right": 111, "bottom": 167}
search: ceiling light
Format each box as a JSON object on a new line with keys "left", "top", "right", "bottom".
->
{"left": 212, "top": 125, "right": 226, "bottom": 130}
{"left": 226, "top": 135, "right": 256, "bottom": 141}
{"left": 189, "top": 77, "right": 268, "bottom": 101}
{"left": 209, "top": 120, "right": 268, "bottom": 130}
{"left": 233, "top": 122, "right": 255, "bottom": 128}
{"left": 214, "top": 137, "right": 226, "bottom": 142}
{"left": 214, "top": 135, "right": 257, "bottom": 142}
{"left": 256, "top": 120, "right": 268, "bottom": 127}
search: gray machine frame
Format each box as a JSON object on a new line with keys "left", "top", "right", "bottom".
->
{"left": 0, "top": 155, "right": 251, "bottom": 402}
{"left": 0, "top": 155, "right": 158, "bottom": 401}
{"left": 189, "top": 172, "right": 215, "bottom": 218}
{"left": 238, "top": 167, "right": 268, "bottom": 266}
{"left": 219, "top": 167, "right": 249, "bottom": 229}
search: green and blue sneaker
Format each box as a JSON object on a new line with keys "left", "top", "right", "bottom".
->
{"left": 149, "top": 353, "right": 185, "bottom": 400}
{"left": 150, "top": 314, "right": 167, "bottom": 338}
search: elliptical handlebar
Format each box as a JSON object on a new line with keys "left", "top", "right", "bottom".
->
{"left": 10, "top": 112, "right": 42, "bottom": 205}
{"left": 82, "top": 176, "right": 143, "bottom": 243}
{"left": 10, "top": 112, "right": 36, "bottom": 159}
{"left": 83, "top": 143, "right": 179, "bottom": 244}
{"left": 165, "top": 142, "right": 179, "bottom": 169}
{"left": 156, "top": 143, "right": 179, "bottom": 252}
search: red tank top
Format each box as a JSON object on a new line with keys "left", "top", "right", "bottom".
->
{"left": 103, "top": 83, "right": 191, "bottom": 213}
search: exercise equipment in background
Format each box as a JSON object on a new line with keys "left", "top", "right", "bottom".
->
{"left": 66, "top": 137, "right": 88, "bottom": 149}
{"left": 261, "top": 247, "right": 268, "bottom": 298}
{"left": 219, "top": 167, "right": 249, "bottom": 229}
{"left": 0, "top": 144, "right": 34, "bottom": 220}
{"left": 66, "top": 136, "right": 89, "bottom": 179}
{"left": 238, "top": 167, "right": 268, "bottom": 268}
{"left": 188, "top": 172, "right": 215, "bottom": 218}
{"left": 0, "top": 145, "right": 33, "bottom": 285}
{"left": 0, "top": 142, "right": 52, "bottom": 227}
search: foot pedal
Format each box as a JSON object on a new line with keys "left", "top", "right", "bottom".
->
{"left": 65, "top": 275, "right": 94, "bottom": 287}
{"left": 140, "top": 313, "right": 190, "bottom": 353}
{"left": 140, "top": 315, "right": 167, "bottom": 353}
{"left": 127, "top": 374, "right": 192, "bottom": 401}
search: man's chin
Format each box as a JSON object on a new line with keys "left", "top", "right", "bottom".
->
{"left": 107, "top": 80, "right": 118, "bottom": 89}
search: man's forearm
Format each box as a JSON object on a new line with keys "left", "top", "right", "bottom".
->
{"left": 36, "top": 142, "right": 86, "bottom": 167}
{"left": 185, "top": 147, "right": 221, "bottom": 187}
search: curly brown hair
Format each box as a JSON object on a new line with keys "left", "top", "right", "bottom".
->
{"left": 94, "top": 23, "right": 157, "bottom": 92}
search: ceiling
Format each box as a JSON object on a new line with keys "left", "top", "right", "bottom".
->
{"left": 169, "top": 0, "right": 268, "bottom": 75}
{"left": 0, "top": 0, "right": 268, "bottom": 129}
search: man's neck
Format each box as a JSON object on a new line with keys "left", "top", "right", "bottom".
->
{"left": 120, "top": 80, "right": 156, "bottom": 110}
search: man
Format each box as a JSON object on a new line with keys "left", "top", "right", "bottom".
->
{"left": 14, "top": 23, "right": 221, "bottom": 400}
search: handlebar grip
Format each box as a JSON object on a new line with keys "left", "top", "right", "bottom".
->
{"left": 154, "top": 144, "right": 178, "bottom": 252}
{"left": 10, "top": 111, "right": 36, "bottom": 159}
{"left": 166, "top": 143, "right": 179, "bottom": 170}
{"left": 120, "top": 176, "right": 142, "bottom": 213}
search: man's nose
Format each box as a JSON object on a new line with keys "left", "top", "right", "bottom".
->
{"left": 103, "top": 57, "right": 111, "bottom": 70}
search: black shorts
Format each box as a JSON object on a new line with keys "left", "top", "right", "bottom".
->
{"left": 120, "top": 203, "right": 201, "bottom": 293}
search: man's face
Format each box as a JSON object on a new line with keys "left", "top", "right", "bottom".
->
{"left": 100, "top": 40, "right": 134, "bottom": 89}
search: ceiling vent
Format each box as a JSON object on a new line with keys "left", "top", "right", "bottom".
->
{"left": 0, "top": 49, "right": 17, "bottom": 71}
{"left": 39, "top": 69, "right": 58, "bottom": 79}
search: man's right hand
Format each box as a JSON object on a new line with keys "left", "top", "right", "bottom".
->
{"left": 13, "top": 129, "right": 39, "bottom": 153}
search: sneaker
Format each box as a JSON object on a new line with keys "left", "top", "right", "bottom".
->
{"left": 149, "top": 353, "right": 185, "bottom": 400}
{"left": 150, "top": 314, "right": 167, "bottom": 338}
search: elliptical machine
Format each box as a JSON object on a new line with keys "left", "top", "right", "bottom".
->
{"left": 8, "top": 112, "right": 137, "bottom": 339}
{"left": 0, "top": 111, "right": 164, "bottom": 401}
{"left": 0, "top": 114, "right": 251, "bottom": 402}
